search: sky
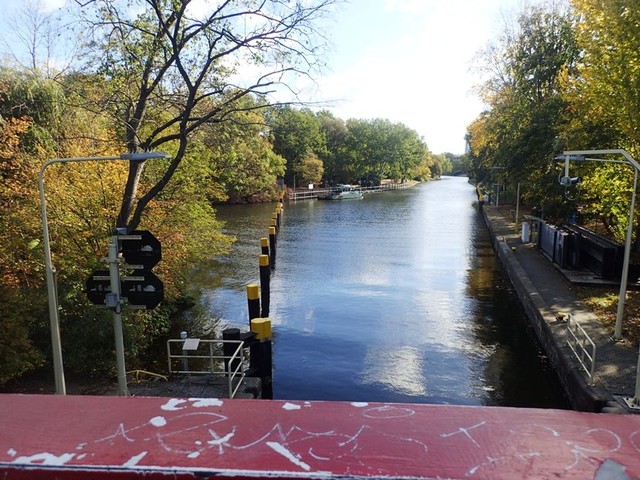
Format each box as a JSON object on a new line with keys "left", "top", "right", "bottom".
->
{"left": 0, "top": 0, "right": 536, "bottom": 155}
{"left": 306, "top": 0, "right": 530, "bottom": 154}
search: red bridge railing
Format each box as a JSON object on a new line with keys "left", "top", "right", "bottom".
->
{"left": 1, "top": 393, "right": 639, "bottom": 479}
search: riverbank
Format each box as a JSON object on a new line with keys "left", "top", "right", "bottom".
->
{"left": 480, "top": 203, "right": 638, "bottom": 413}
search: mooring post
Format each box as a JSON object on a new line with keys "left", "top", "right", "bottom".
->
{"left": 259, "top": 255, "right": 270, "bottom": 318}
{"left": 246, "top": 284, "right": 260, "bottom": 325}
{"left": 268, "top": 226, "right": 277, "bottom": 269}
{"left": 260, "top": 237, "right": 269, "bottom": 256}
{"left": 250, "top": 318, "right": 273, "bottom": 399}
{"left": 276, "top": 204, "right": 283, "bottom": 229}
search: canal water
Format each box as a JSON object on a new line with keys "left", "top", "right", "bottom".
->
{"left": 196, "top": 177, "right": 569, "bottom": 408}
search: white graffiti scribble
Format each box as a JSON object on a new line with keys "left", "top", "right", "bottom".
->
{"left": 441, "top": 421, "right": 486, "bottom": 448}
{"left": 267, "top": 442, "right": 311, "bottom": 471}
{"left": 4, "top": 399, "right": 640, "bottom": 478}
{"left": 122, "top": 451, "right": 147, "bottom": 467}
{"left": 362, "top": 405, "right": 415, "bottom": 419}
{"left": 564, "top": 428, "right": 622, "bottom": 471}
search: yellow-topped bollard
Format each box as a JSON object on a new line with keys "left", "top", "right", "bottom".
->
{"left": 259, "top": 254, "right": 270, "bottom": 317}
{"left": 251, "top": 317, "right": 272, "bottom": 340}
{"left": 246, "top": 283, "right": 259, "bottom": 300}
{"left": 268, "top": 226, "right": 277, "bottom": 268}
{"left": 246, "top": 283, "right": 260, "bottom": 323}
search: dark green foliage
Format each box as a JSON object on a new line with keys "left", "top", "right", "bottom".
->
{"left": 269, "top": 107, "right": 433, "bottom": 186}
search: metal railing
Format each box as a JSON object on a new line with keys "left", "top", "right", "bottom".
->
{"left": 166, "top": 339, "right": 246, "bottom": 398}
{"left": 288, "top": 182, "right": 413, "bottom": 201}
{"left": 566, "top": 314, "right": 597, "bottom": 384}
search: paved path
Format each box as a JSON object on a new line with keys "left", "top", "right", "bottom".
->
{"left": 482, "top": 205, "right": 639, "bottom": 413}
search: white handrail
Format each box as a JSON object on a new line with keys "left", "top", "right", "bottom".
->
{"left": 166, "top": 339, "right": 246, "bottom": 398}
{"left": 566, "top": 315, "right": 597, "bottom": 384}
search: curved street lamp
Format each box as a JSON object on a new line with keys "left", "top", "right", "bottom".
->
{"left": 559, "top": 149, "right": 640, "bottom": 409}
{"left": 38, "top": 152, "right": 170, "bottom": 395}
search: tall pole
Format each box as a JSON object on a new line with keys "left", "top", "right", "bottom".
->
{"left": 38, "top": 164, "right": 66, "bottom": 395}
{"left": 614, "top": 168, "right": 637, "bottom": 340}
{"left": 562, "top": 149, "right": 640, "bottom": 410}
{"left": 515, "top": 182, "right": 521, "bottom": 234}
{"left": 108, "top": 235, "right": 129, "bottom": 396}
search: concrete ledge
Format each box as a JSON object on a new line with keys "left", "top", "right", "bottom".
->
{"left": 482, "top": 207, "right": 610, "bottom": 411}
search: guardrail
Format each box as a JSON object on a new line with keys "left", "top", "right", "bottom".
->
{"left": 288, "top": 182, "right": 413, "bottom": 201}
{"left": 566, "top": 314, "right": 597, "bottom": 384}
{"left": 166, "top": 338, "right": 246, "bottom": 398}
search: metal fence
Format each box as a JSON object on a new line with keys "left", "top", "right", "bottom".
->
{"left": 166, "top": 339, "right": 246, "bottom": 398}
{"left": 566, "top": 314, "right": 597, "bottom": 384}
{"left": 288, "top": 182, "right": 413, "bottom": 201}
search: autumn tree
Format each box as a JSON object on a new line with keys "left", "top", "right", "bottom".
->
{"left": 467, "top": 2, "right": 578, "bottom": 213}
{"left": 72, "top": 0, "right": 338, "bottom": 230}
{"left": 0, "top": 80, "right": 47, "bottom": 383}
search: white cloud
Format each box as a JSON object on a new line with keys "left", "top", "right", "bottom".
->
{"left": 292, "top": 0, "right": 523, "bottom": 153}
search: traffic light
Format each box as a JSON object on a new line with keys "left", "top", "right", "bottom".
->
{"left": 119, "top": 230, "right": 163, "bottom": 309}
{"left": 86, "top": 230, "right": 164, "bottom": 310}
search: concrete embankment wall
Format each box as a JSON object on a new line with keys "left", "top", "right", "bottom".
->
{"left": 480, "top": 206, "right": 610, "bottom": 412}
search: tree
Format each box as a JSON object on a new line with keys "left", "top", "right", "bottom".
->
{"left": 295, "top": 151, "right": 324, "bottom": 186}
{"left": 570, "top": 0, "right": 640, "bottom": 152}
{"left": 200, "top": 96, "right": 286, "bottom": 203}
{"left": 315, "top": 110, "right": 348, "bottom": 184}
{"left": 72, "top": 0, "right": 338, "bottom": 230}
{"left": 343, "top": 118, "right": 428, "bottom": 185}
{"left": 0, "top": 85, "right": 46, "bottom": 383}
{"left": 269, "top": 106, "right": 326, "bottom": 185}
{"left": 2, "top": 0, "right": 76, "bottom": 78}
{"left": 562, "top": 0, "right": 640, "bottom": 244}
{"left": 467, "top": 2, "right": 578, "bottom": 213}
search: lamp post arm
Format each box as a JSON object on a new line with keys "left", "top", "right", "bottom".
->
{"left": 565, "top": 149, "right": 640, "bottom": 172}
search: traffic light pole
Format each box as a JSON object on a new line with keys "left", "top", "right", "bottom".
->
{"left": 108, "top": 235, "right": 129, "bottom": 396}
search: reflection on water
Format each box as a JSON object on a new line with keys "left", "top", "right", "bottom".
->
{"left": 198, "top": 177, "right": 569, "bottom": 408}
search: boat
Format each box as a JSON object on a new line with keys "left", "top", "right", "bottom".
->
{"left": 321, "top": 184, "right": 364, "bottom": 200}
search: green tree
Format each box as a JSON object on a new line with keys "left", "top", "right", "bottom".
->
{"left": 315, "top": 110, "right": 349, "bottom": 185}
{"left": 561, "top": 0, "right": 640, "bottom": 244}
{"left": 200, "top": 98, "right": 286, "bottom": 203}
{"left": 343, "top": 118, "right": 428, "bottom": 185}
{"left": 269, "top": 106, "right": 326, "bottom": 185}
{"left": 295, "top": 151, "right": 324, "bottom": 186}
{"left": 71, "top": 0, "right": 337, "bottom": 230}
{"left": 468, "top": 2, "right": 578, "bottom": 214}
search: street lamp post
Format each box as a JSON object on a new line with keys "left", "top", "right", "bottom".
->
{"left": 560, "top": 149, "right": 640, "bottom": 409}
{"left": 38, "top": 152, "right": 169, "bottom": 395}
